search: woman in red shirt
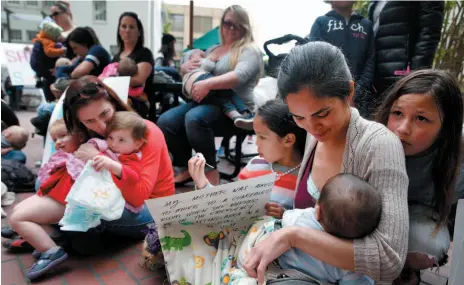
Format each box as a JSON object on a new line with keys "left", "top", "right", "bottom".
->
{"left": 62, "top": 75, "right": 174, "bottom": 246}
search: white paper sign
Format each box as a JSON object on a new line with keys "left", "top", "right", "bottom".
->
{"left": 1, "top": 43, "right": 36, "bottom": 86}
{"left": 145, "top": 174, "right": 276, "bottom": 229}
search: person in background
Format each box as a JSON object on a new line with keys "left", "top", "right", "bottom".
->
{"left": 368, "top": 1, "right": 444, "bottom": 117}
{"left": 155, "top": 33, "right": 177, "bottom": 68}
{"left": 1, "top": 126, "right": 29, "bottom": 164}
{"left": 157, "top": 5, "right": 263, "bottom": 186}
{"left": 50, "top": 27, "right": 111, "bottom": 98}
{"left": 112, "top": 12, "right": 155, "bottom": 118}
{"left": 307, "top": 0, "right": 375, "bottom": 118}
{"left": 3, "top": 77, "right": 23, "bottom": 111}
{"left": 50, "top": 1, "right": 75, "bottom": 41}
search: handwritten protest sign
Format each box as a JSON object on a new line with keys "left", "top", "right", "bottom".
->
{"left": 1, "top": 43, "right": 36, "bottom": 86}
{"left": 145, "top": 173, "right": 276, "bottom": 229}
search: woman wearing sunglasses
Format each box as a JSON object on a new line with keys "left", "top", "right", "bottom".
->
{"left": 49, "top": 1, "right": 75, "bottom": 39}
{"left": 157, "top": 5, "right": 263, "bottom": 186}
{"left": 59, "top": 76, "right": 174, "bottom": 254}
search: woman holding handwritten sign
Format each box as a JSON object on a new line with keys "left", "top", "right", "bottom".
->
{"left": 242, "top": 42, "right": 409, "bottom": 284}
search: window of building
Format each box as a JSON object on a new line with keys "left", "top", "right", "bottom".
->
{"left": 25, "top": 1, "right": 39, "bottom": 7}
{"left": 1, "top": 27, "right": 7, "bottom": 41}
{"left": 6, "top": 1, "right": 21, "bottom": 7}
{"left": 43, "top": 1, "right": 55, "bottom": 8}
{"left": 194, "top": 16, "right": 212, "bottom": 34}
{"left": 26, "top": 30, "right": 37, "bottom": 41}
{"left": 170, "top": 14, "right": 184, "bottom": 32}
{"left": 10, "top": 29, "right": 22, "bottom": 42}
{"left": 175, "top": 37, "right": 184, "bottom": 53}
{"left": 93, "top": 0, "right": 107, "bottom": 22}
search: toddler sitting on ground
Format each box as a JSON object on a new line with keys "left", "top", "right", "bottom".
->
{"left": 1, "top": 126, "right": 29, "bottom": 164}
{"left": 232, "top": 173, "right": 380, "bottom": 285}
{"left": 183, "top": 50, "right": 253, "bottom": 130}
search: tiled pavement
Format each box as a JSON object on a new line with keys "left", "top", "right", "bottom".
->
{"left": 0, "top": 111, "right": 455, "bottom": 284}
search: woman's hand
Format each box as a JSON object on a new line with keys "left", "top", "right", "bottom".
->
{"left": 191, "top": 80, "right": 210, "bottom": 103}
{"left": 188, "top": 154, "right": 208, "bottom": 189}
{"left": 265, "top": 202, "right": 285, "bottom": 219}
{"left": 243, "top": 227, "right": 295, "bottom": 284}
{"left": 74, "top": 143, "right": 99, "bottom": 162}
{"left": 181, "top": 58, "right": 201, "bottom": 75}
{"left": 1, "top": 147, "right": 12, "bottom": 155}
{"left": 50, "top": 83, "right": 63, "bottom": 99}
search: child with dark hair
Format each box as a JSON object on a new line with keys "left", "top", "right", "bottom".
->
{"left": 189, "top": 99, "right": 306, "bottom": 216}
{"left": 99, "top": 57, "right": 146, "bottom": 98}
{"left": 231, "top": 173, "right": 379, "bottom": 284}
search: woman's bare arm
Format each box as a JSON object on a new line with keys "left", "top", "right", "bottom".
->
{"left": 130, "top": 62, "right": 152, "bottom": 86}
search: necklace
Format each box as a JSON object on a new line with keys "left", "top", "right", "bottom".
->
{"left": 269, "top": 163, "right": 301, "bottom": 181}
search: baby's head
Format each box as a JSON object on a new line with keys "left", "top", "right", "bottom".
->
{"left": 117, "top": 58, "right": 138, "bottom": 77}
{"left": 49, "top": 119, "right": 82, "bottom": 153}
{"left": 42, "top": 21, "right": 63, "bottom": 42}
{"left": 316, "top": 173, "right": 381, "bottom": 239}
{"left": 106, "top": 111, "right": 147, "bottom": 155}
{"left": 2, "top": 126, "right": 29, "bottom": 150}
{"left": 55, "top": 58, "right": 72, "bottom": 68}
{"left": 190, "top": 50, "right": 206, "bottom": 61}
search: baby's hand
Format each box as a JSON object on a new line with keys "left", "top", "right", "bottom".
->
{"left": 265, "top": 202, "right": 285, "bottom": 219}
{"left": 188, "top": 153, "right": 208, "bottom": 189}
{"left": 92, "top": 155, "right": 114, "bottom": 171}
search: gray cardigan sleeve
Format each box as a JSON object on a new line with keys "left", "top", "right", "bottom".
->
{"left": 234, "top": 47, "right": 262, "bottom": 85}
{"left": 354, "top": 131, "right": 409, "bottom": 282}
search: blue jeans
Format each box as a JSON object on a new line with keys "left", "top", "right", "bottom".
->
{"left": 195, "top": 73, "right": 247, "bottom": 114}
{"left": 99, "top": 206, "right": 153, "bottom": 239}
{"left": 157, "top": 102, "right": 236, "bottom": 167}
{"left": 37, "top": 102, "right": 56, "bottom": 118}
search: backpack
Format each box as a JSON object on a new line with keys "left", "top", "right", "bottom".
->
{"left": 1, "top": 160, "right": 37, "bottom": 192}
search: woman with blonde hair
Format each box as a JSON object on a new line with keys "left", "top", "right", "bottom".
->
{"left": 158, "top": 5, "right": 263, "bottom": 185}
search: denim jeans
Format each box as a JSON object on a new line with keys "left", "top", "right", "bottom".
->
{"left": 37, "top": 102, "right": 56, "bottom": 118}
{"left": 157, "top": 102, "right": 236, "bottom": 167}
{"left": 99, "top": 206, "right": 153, "bottom": 239}
{"left": 195, "top": 73, "right": 247, "bottom": 114}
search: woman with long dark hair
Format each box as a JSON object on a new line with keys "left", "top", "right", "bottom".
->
{"left": 374, "top": 69, "right": 463, "bottom": 284}
{"left": 111, "top": 12, "right": 155, "bottom": 118}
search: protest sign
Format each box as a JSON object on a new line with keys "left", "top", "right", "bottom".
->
{"left": 1, "top": 43, "right": 36, "bottom": 86}
{"left": 145, "top": 173, "right": 276, "bottom": 229}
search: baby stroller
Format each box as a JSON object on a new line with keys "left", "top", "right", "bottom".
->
{"left": 264, "top": 34, "right": 308, "bottom": 78}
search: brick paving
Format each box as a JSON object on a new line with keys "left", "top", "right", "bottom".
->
{"left": 0, "top": 111, "right": 455, "bottom": 284}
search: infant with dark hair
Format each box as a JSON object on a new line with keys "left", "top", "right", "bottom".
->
{"left": 234, "top": 173, "right": 380, "bottom": 284}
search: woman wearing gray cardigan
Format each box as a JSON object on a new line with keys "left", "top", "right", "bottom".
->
{"left": 157, "top": 5, "right": 262, "bottom": 186}
{"left": 243, "top": 42, "right": 409, "bottom": 284}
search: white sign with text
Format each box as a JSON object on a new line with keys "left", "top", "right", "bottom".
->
{"left": 1, "top": 43, "right": 36, "bottom": 86}
{"left": 145, "top": 173, "right": 276, "bottom": 229}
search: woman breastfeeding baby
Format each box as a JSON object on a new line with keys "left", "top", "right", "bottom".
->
{"left": 4, "top": 110, "right": 148, "bottom": 280}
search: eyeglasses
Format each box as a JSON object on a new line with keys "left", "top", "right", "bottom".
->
{"left": 66, "top": 82, "right": 107, "bottom": 106}
{"left": 49, "top": 11, "right": 63, "bottom": 18}
{"left": 222, "top": 20, "right": 240, "bottom": 31}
